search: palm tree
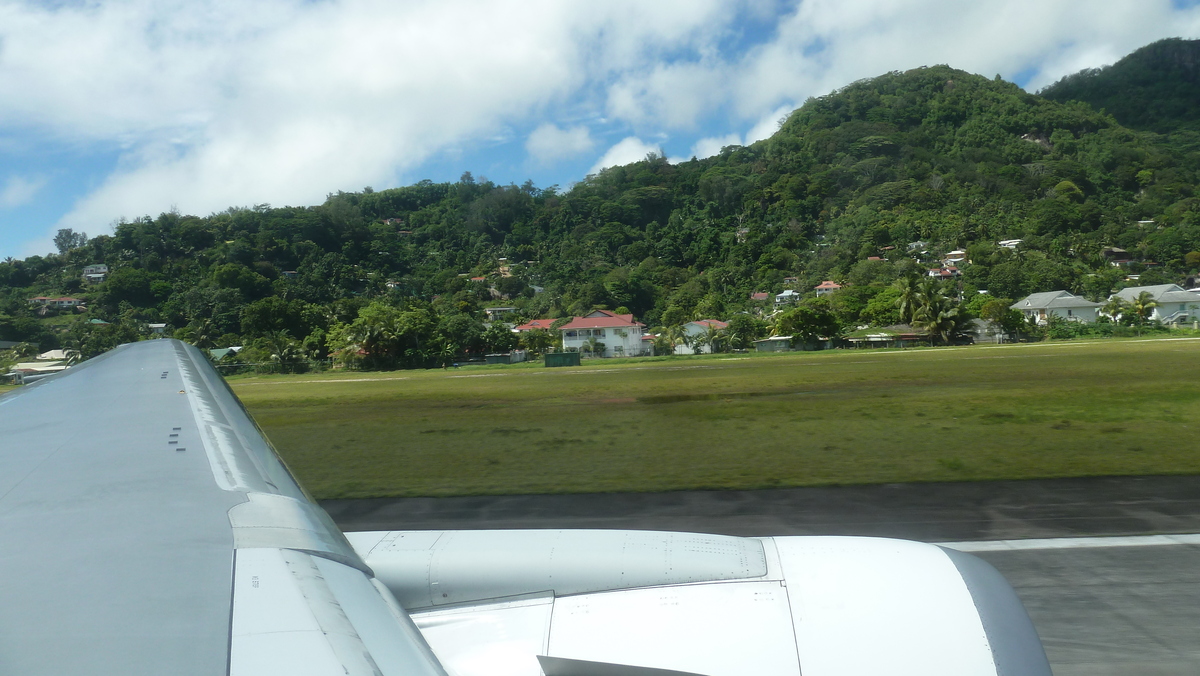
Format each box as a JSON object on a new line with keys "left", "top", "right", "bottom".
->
{"left": 190, "top": 319, "right": 218, "bottom": 349}
{"left": 893, "top": 275, "right": 923, "bottom": 324}
{"left": 699, "top": 322, "right": 726, "bottom": 354}
{"left": 1100, "top": 296, "right": 1126, "bottom": 321}
{"left": 1128, "top": 291, "right": 1159, "bottom": 335}
{"left": 582, "top": 336, "right": 605, "bottom": 357}
{"left": 12, "top": 342, "right": 38, "bottom": 359}
{"left": 911, "top": 291, "right": 962, "bottom": 345}
{"left": 663, "top": 324, "right": 690, "bottom": 354}
{"left": 264, "top": 330, "right": 302, "bottom": 373}
{"left": 436, "top": 341, "right": 458, "bottom": 368}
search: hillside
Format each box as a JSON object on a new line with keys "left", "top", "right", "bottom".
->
{"left": 2, "top": 61, "right": 1199, "bottom": 362}
{"left": 1040, "top": 38, "right": 1200, "bottom": 133}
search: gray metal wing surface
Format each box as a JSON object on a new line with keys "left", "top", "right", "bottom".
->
{"left": 0, "top": 339, "right": 446, "bottom": 675}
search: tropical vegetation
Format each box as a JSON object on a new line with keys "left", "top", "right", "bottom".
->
{"left": 4, "top": 39, "right": 1200, "bottom": 367}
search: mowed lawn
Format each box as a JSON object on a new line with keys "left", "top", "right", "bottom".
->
{"left": 230, "top": 338, "right": 1200, "bottom": 499}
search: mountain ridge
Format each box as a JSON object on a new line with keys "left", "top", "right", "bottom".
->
{"left": 1040, "top": 37, "right": 1200, "bottom": 133}
{"left": 1, "top": 51, "right": 1198, "bottom": 360}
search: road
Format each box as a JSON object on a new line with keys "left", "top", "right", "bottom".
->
{"left": 322, "top": 475, "right": 1200, "bottom": 675}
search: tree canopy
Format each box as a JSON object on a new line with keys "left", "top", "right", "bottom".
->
{"left": 4, "top": 49, "right": 1200, "bottom": 361}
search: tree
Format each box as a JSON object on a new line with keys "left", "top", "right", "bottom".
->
{"left": 911, "top": 292, "right": 969, "bottom": 345}
{"left": 264, "top": 330, "right": 304, "bottom": 373}
{"left": 724, "top": 314, "right": 765, "bottom": 350}
{"left": 862, "top": 286, "right": 903, "bottom": 326}
{"left": 187, "top": 318, "right": 219, "bottom": 349}
{"left": 697, "top": 322, "right": 727, "bottom": 354}
{"left": 519, "top": 329, "right": 556, "bottom": 356}
{"left": 1127, "top": 292, "right": 1159, "bottom": 333}
{"left": 53, "top": 229, "right": 88, "bottom": 254}
{"left": 662, "top": 323, "right": 690, "bottom": 354}
{"left": 775, "top": 301, "right": 841, "bottom": 347}
{"left": 582, "top": 336, "right": 605, "bottom": 357}
{"left": 1100, "top": 296, "right": 1127, "bottom": 321}
{"left": 482, "top": 323, "right": 518, "bottom": 353}
{"left": 979, "top": 299, "right": 1025, "bottom": 337}
{"left": 893, "top": 275, "right": 922, "bottom": 324}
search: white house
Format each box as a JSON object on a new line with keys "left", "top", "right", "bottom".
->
{"left": 943, "top": 250, "right": 967, "bottom": 265}
{"left": 82, "top": 264, "right": 108, "bottom": 283}
{"left": 28, "top": 296, "right": 85, "bottom": 309}
{"left": 676, "top": 319, "right": 729, "bottom": 355}
{"left": 1112, "top": 284, "right": 1200, "bottom": 324}
{"left": 814, "top": 281, "right": 842, "bottom": 296}
{"left": 1011, "top": 291, "right": 1101, "bottom": 324}
{"left": 559, "top": 310, "right": 649, "bottom": 358}
{"left": 775, "top": 289, "right": 802, "bottom": 307}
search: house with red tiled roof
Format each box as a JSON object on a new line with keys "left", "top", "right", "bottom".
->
{"left": 514, "top": 318, "right": 558, "bottom": 332}
{"left": 927, "top": 267, "right": 960, "bottom": 279}
{"left": 558, "top": 310, "right": 649, "bottom": 357}
{"left": 677, "top": 319, "right": 729, "bottom": 355}
{"left": 750, "top": 292, "right": 770, "bottom": 302}
{"left": 814, "top": 281, "right": 842, "bottom": 296}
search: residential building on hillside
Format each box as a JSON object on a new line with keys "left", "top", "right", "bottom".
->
{"left": 82, "top": 264, "right": 108, "bottom": 283}
{"left": 1011, "top": 291, "right": 1101, "bottom": 324}
{"left": 813, "top": 281, "right": 841, "bottom": 296}
{"left": 27, "top": 296, "right": 85, "bottom": 308}
{"left": 676, "top": 319, "right": 729, "bottom": 355}
{"left": 1112, "top": 284, "right": 1200, "bottom": 324}
{"left": 514, "top": 318, "right": 557, "bottom": 332}
{"left": 775, "top": 289, "right": 801, "bottom": 307}
{"left": 558, "top": 310, "right": 649, "bottom": 358}
{"left": 483, "top": 307, "right": 517, "bottom": 322}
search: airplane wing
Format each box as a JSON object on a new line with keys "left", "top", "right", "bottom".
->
{"left": 0, "top": 339, "right": 446, "bottom": 675}
{"left": 0, "top": 339, "right": 1051, "bottom": 676}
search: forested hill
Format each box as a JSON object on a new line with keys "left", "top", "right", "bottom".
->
{"left": 1040, "top": 38, "right": 1200, "bottom": 133}
{"left": 3, "top": 62, "right": 1199, "bottom": 360}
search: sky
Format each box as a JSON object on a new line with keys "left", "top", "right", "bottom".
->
{"left": 2, "top": 0, "right": 1199, "bottom": 260}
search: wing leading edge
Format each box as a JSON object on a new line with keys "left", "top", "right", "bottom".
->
{"left": 0, "top": 339, "right": 446, "bottom": 676}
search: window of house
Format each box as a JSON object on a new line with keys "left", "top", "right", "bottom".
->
{"left": 594, "top": 330, "right": 605, "bottom": 337}
{"left": 565, "top": 331, "right": 578, "bottom": 338}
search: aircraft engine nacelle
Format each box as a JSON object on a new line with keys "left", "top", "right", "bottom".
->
{"left": 346, "top": 530, "right": 1050, "bottom": 676}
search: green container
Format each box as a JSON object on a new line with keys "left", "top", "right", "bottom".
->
{"left": 544, "top": 351, "right": 581, "bottom": 368}
{"left": 485, "top": 353, "right": 511, "bottom": 365}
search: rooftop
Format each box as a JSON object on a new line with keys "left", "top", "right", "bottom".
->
{"left": 1012, "top": 291, "right": 1101, "bottom": 310}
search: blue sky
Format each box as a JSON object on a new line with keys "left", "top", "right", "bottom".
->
{"left": 2, "top": 0, "right": 1198, "bottom": 259}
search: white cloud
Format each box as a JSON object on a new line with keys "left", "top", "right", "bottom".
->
{"left": 525, "top": 123, "right": 595, "bottom": 164}
{"left": 746, "top": 104, "right": 795, "bottom": 144}
{"left": 689, "top": 133, "right": 743, "bottom": 160}
{"left": 3, "top": 0, "right": 1200, "bottom": 255}
{"left": 0, "top": 0, "right": 740, "bottom": 246}
{"left": 589, "top": 137, "right": 663, "bottom": 174}
{"left": 0, "top": 175, "right": 47, "bottom": 209}
{"left": 601, "top": 0, "right": 1200, "bottom": 135}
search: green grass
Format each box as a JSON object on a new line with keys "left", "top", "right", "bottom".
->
{"left": 230, "top": 338, "right": 1200, "bottom": 499}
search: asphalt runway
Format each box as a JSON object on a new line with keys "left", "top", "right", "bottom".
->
{"left": 322, "top": 475, "right": 1200, "bottom": 676}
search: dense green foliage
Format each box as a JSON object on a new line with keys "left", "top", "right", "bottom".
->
{"left": 4, "top": 56, "right": 1200, "bottom": 362}
{"left": 1040, "top": 38, "right": 1200, "bottom": 133}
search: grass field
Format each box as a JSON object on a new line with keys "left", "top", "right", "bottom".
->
{"left": 225, "top": 337, "right": 1200, "bottom": 499}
